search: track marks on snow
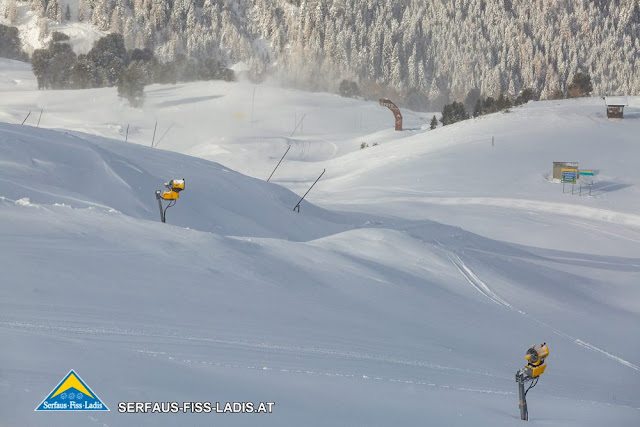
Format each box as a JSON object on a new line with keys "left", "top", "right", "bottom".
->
{"left": 448, "top": 252, "right": 520, "bottom": 311}
{"left": 447, "top": 252, "right": 640, "bottom": 373}
{"left": 136, "top": 349, "right": 512, "bottom": 396}
{"left": 0, "top": 319, "right": 497, "bottom": 379}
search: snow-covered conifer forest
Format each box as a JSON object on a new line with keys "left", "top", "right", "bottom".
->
{"left": 2, "top": 0, "right": 638, "bottom": 106}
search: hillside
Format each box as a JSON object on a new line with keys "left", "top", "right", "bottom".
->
{"left": 1, "top": 60, "right": 640, "bottom": 426}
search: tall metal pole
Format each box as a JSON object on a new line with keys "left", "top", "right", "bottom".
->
{"left": 21, "top": 111, "right": 31, "bottom": 125}
{"left": 151, "top": 121, "right": 157, "bottom": 147}
{"left": 37, "top": 108, "right": 43, "bottom": 127}
{"left": 267, "top": 145, "right": 291, "bottom": 182}
{"left": 155, "top": 192, "right": 165, "bottom": 223}
{"left": 290, "top": 114, "right": 306, "bottom": 137}
{"left": 293, "top": 169, "right": 325, "bottom": 212}
{"left": 251, "top": 87, "right": 256, "bottom": 125}
{"left": 517, "top": 372, "right": 528, "bottom": 420}
{"left": 155, "top": 122, "right": 174, "bottom": 147}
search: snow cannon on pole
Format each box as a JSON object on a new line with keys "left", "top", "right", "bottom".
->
{"left": 155, "top": 179, "right": 185, "bottom": 223}
{"left": 515, "top": 343, "right": 549, "bottom": 421}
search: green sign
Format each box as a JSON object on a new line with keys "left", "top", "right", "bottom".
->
{"left": 562, "top": 169, "right": 577, "bottom": 184}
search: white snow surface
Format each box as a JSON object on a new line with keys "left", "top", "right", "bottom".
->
{"left": 1, "top": 58, "right": 639, "bottom": 426}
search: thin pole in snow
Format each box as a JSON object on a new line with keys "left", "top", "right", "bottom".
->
{"left": 155, "top": 122, "right": 174, "bottom": 148}
{"left": 290, "top": 114, "right": 306, "bottom": 137}
{"left": 37, "top": 108, "right": 43, "bottom": 127}
{"left": 151, "top": 121, "right": 157, "bottom": 147}
{"left": 293, "top": 169, "right": 326, "bottom": 213}
{"left": 267, "top": 145, "right": 291, "bottom": 182}
{"left": 21, "top": 111, "right": 31, "bottom": 125}
{"left": 251, "top": 87, "right": 256, "bottom": 125}
{"left": 125, "top": 124, "right": 129, "bottom": 142}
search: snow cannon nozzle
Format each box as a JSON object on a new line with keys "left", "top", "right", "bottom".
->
{"left": 524, "top": 343, "right": 549, "bottom": 377}
{"left": 165, "top": 179, "right": 185, "bottom": 193}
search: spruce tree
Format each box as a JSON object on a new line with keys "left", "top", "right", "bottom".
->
{"left": 31, "top": 48, "right": 51, "bottom": 89}
{"left": 567, "top": 72, "right": 593, "bottom": 98}
{"left": 430, "top": 115, "right": 438, "bottom": 130}
{"left": 117, "top": 62, "right": 146, "bottom": 107}
{"left": 440, "top": 101, "right": 468, "bottom": 126}
{"left": 473, "top": 98, "right": 483, "bottom": 117}
{"left": 0, "top": 24, "right": 26, "bottom": 60}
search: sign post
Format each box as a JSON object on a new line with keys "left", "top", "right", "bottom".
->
{"left": 579, "top": 170, "right": 595, "bottom": 196}
{"left": 561, "top": 168, "right": 577, "bottom": 194}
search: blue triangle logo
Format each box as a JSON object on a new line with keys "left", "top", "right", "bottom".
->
{"left": 35, "top": 370, "right": 109, "bottom": 411}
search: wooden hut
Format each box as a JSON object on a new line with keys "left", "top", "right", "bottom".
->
{"left": 604, "top": 96, "right": 628, "bottom": 119}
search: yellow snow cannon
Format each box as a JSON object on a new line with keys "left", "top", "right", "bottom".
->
{"left": 155, "top": 179, "right": 185, "bottom": 223}
{"left": 515, "top": 342, "right": 549, "bottom": 420}
{"left": 158, "top": 179, "right": 184, "bottom": 200}
{"left": 524, "top": 343, "right": 549, "bottom": 378}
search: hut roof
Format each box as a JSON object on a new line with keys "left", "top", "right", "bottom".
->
{"left": 604, "top": 96, "right": 628, "bottom": 106}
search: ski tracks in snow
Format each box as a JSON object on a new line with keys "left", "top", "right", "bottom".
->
{"left": 135, "top": 349, "right": 513, "bottom": 397}
{"left": 135, "top": 348, "right": 640, "bottom": 411}
{"left": 447, "top": 251, "right": 640, "bottom": 373}
{"left": 448, "top": 252, "right": 524, "bottom": 313}
{"left": 0, "top": 319, "right": 499, "bottom": 380}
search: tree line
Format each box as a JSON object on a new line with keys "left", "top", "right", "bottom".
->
{"left": 10, "top": 0, "right": 637, "bottom": 111}
{"left": 438, "top": 72, "right": 594, "bottom": 127}
{"left": 31, "top": 32, "right": 234, "bottom": 106}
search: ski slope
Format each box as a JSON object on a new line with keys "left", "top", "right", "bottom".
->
{"left": 1, "top": 58, "right": 639, "bottom": 426}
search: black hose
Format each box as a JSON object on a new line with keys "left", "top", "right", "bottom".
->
{"left": 525, "top": 377, "right": 538, "bottom": 397}
{"left": 163, "top": 199, "right": 176, "bottom": 221}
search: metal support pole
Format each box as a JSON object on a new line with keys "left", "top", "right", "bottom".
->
{"left": 37, "top": 108, "right": 43, "bottom": 127}
{"left": 293, "top": 169, "right": 325, "bottom": 213}
{"left": 151, "top": 121, "right": 157, "bottom": 147}
{"left": 290, "top": 114, "right": 306, "bottom": 137}
{"left": 155, "top": 191, "right": 165, "bottom": 223}
{"left": 516, "top": 370, "right": 528, "bottom": 421}
{"left": 267, "top": 145, "right": 291, "bottom": 182}
{"left": 155, "top": 122, "right": 174, "bottom": 148}
{"left": 21, "top": 111, "right": 31, "bottom": 125}
{"left": 251, "top": 87, "right": 256, "bottom": 124}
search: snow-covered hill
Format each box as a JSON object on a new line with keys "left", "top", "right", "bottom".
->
{"left": 1, "top": 59, "right": 639, "bottom": 426}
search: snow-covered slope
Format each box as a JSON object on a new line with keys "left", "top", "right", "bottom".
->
{"left": 0, "top": 123, "right": 362, "bottom": 240}
{"left": 1, "top": 60, "right": 639, "bottom": 426}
